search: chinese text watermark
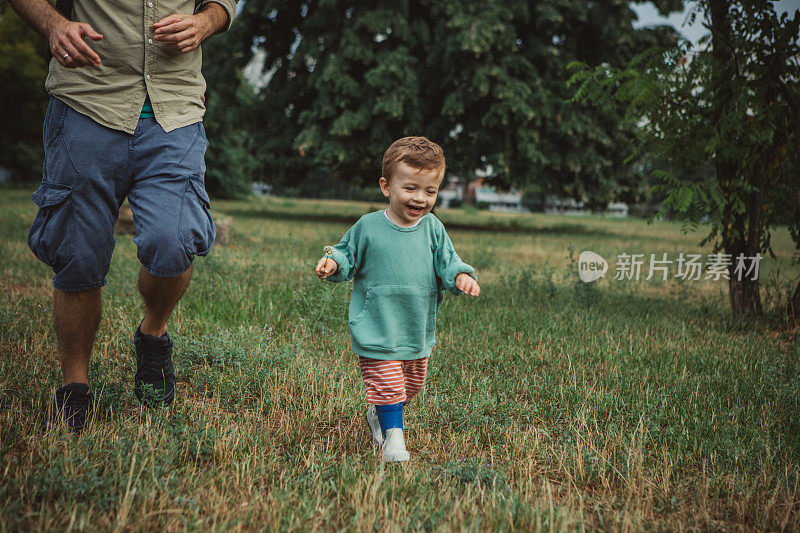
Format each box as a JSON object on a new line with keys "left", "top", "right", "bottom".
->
{"left": 578, "top": 251, "right": 761, "bottom": 283}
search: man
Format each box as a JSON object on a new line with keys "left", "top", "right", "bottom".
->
{"left": 8, "top": 0, "right": 237, "bottom": 431}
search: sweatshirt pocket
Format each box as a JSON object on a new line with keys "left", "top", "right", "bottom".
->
{"left": 349, "top": 285, "right": 438, "bottom": 352}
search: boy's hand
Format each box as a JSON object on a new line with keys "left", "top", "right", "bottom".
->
{"left": 316, "top": 257, "right": 339, "bottom": 279}
{"left": 455, "top": 273, "right": 480, "bottom": 296}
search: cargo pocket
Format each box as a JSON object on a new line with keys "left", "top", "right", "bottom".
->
{"left": 349, "top": 285, "right": 438, "bottom": 352}
{"left": 28, "top": 181, "right": 75, "bottom": 272}
{"left": 178, "top": 175, "right": 215, "bottom": 257}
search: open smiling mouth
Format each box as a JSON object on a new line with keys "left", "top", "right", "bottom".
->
{"left": 407, "top": 205, "right": 424, "bottom": 215}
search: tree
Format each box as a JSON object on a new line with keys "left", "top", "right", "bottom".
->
{"left": 224, "top": 0, "right": 680, "bottom": 206}
{"left": 202, "top": 32, "right": 259, "bottom": 199}
{"left": 0, "top": 5, "right": 50, "bottom": 181}
{"left": 569, "top": 1, "right": 800, "bottom": 320}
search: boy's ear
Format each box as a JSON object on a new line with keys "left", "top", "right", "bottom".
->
{"left": 378, "top": 177, "right": 391, "bottom": 198}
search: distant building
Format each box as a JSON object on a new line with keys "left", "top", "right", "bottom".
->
{"left": 605, "top": 202, "right": 629, "bottom": 217}
{"left": 542, "top": 196, "right": 629, "bottom": 216}
{"left": 439, "top": 175, "right": 630, "bottom": 216}
{"left": 542, "top": 196, "right": 584, "bottom": 215}
{"left": 474, "top": 186, "right": 526, "bottom": 212}
{"left": 437, "top": 176, "right": 465, "bottom": 208}
{"left": 464, "top": 176, "right": 528, "bottom": 212}
{"left": 251, "top": 182, "right": 273, "bottom": 196}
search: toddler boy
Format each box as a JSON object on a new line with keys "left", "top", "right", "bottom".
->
{"left": 315, "top": 136, "right": 480, "bottom": 462}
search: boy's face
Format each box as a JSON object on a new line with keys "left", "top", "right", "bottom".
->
{"left": 379, "top": 161, "right": 444, "bottom": 226}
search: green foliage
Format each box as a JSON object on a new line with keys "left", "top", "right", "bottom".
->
{"left": 202, "top": 34, "right": 259, "bottom": 199}
{"left": 224, "top": 0, "right": 681, "bottom": 205}
{"left": 0, "top": 5, "right": 50, "bottom": 180}
{"left": 569, "top": 1, "right": 800, "bottom": 275}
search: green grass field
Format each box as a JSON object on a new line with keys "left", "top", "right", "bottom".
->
{"left": 1, "top": 187, "right": 799, "bottom": 531}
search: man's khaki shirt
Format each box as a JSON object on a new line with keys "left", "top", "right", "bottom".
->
{"left": 46, "top": 0, "right": 237, "bottom": 134}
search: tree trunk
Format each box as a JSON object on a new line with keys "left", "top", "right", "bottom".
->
{"left": 711, "top": 0, "right": 764, "bottom": 319}
{"left": 789, "top": 281, "right": 800, "bottom": 328}
{"left": 794, "top": 185, "right": 800, "bottom": 328}
{"left": 725, "top": 201, "right": 763, "bottom": 319}
{"left": 728, "top": 274, "right": 763, "bottom": 318}
{"left": 724, "top": 163, "right": 765, "bottom": 319}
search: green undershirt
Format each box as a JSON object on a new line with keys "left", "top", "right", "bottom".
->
{"left": 140, "top": 95, "right": 154, "bottom": 119}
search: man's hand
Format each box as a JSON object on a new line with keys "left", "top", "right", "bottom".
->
{"left": 153, "top": 4, "right": 229, "bottom": 54}
{"left": 455, "top": 273, "right": 480, "bottom": 296}
{"left": 7, "top": 0, "right": 102, "bottom": 68}
{"left": 316, "top": 257, "right": 339, "bottom": 280}
{"left": 49, "top": 19, "right": 103, "bottom": 68}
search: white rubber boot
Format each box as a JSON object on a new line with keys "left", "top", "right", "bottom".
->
{"left": 381, "top": 428, "right": 410, "bottom": 462}
{"left": 366, "top": 405, "right": 383, "bottom": 447}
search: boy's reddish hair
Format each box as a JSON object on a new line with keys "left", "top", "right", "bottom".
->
{"left": 382, "top": 136, "right": 446, "bottom": 181}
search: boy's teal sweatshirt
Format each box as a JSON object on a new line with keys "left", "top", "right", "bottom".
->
{"left": 325, "top": 210, "right": 476, "bottom": 361}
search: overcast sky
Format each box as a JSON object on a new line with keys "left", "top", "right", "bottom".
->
{"left": 631, "top": 0, "right": 800, "bottom": 44}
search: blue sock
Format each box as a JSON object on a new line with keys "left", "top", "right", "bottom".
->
{"left": 375, "top": 403, "right": 403, "bottom": 435}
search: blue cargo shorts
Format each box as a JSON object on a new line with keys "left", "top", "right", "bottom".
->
{"left": 28, "top": 97, "right": 216, "bottom": 291}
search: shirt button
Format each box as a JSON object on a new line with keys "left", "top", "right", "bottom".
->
{"left": 146, "top": 74, "right": 151, "bottom": 80}
{"left": 148, "top": 38, "right": 153, "bottom": 44}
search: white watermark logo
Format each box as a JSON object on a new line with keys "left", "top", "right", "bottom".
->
{"left": 578, "top": 251, "right": 761, "bottom": 282}
{"left": 578, "top": 251, "right": 608, "bottom": 282}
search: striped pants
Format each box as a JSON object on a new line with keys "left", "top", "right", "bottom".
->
{"left": 358, "top": 356, "right": 429, "bottom": 405}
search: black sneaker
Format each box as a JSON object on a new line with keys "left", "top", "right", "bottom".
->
{"left": 134, "top": 326, "right": 176, "bottom": 407}
{"left": 48, "top": 383, "right": 94, "bottom": 433}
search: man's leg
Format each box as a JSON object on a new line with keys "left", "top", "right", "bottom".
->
{"left": 49, "top": 288, "right": 99, "bottom": 432}
{"left": 54, "top": 288, "right": 101, "bottom": 386}
{"left": 28, "top": 98, "right": 130, "bottom": 430}
{"left": 138, "top": 265, "right": 192, "bottom": 337}
{"left": 128, "top": 119, "right": 214, "bottom": 407}
{"left": 131, "top": 265, "right": 193, "bottom": 407}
